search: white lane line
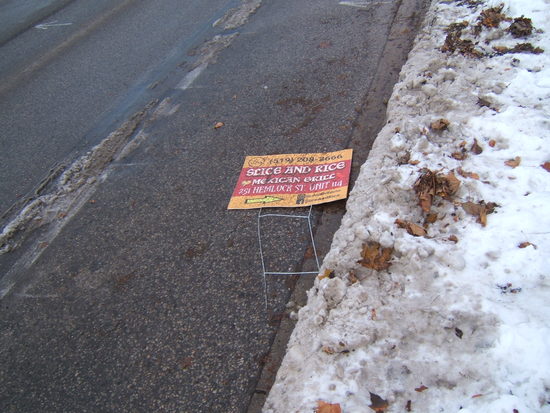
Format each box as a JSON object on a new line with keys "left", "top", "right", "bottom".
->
{"left": 34, "top": 21, "right": 73, "bottom": 30}
{"left": 339, "top": 0, "right": 393, "bottom": 8}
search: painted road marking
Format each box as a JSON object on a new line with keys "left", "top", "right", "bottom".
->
{"left": 339, "top": 0, "right": 393, "bottom": 8}
{"left": 34, "top": 21, "right": 73, "bottom": 30}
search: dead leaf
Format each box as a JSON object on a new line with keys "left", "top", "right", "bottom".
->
{"left": 408, "top": 159, "right": 420, "bottom": 165}
{"left": 471, "top": 394, "right": 483, "bottom": 398}
{"left": 214, "top": 121, "right": 225, "bottom": 129}
{"left": 488, "top": 139, "right": 496, "bottom": 147}
{"left": 425, "top": 213, "right": 438, "bottom": 225}
{"left": 505, "top": 156, "right": 521, "bottom": 168}
{"left": 322, "top": 346, "right": 335, "bottom": 355}
{"left": 471, "top": 138, "right": 483, "bottom": 154}
{"left": 348, "top": 271, "right": 359, "bottom": 284}
{"left": 541, "top": 162, "right": 550, "bottom": 172}
{"left": 318, "top": 269, "right": 335, "bottom": 280}
{"left": 316, "top": 401, "right": 342, "bottom": 413}
{"left": 461, "top": 201, "right": 498, "bottom": 226}
{"left": 406, "top": 400, "right": 412, "bottom": 412}
{"left": 457, "top": 167, "right": 480, "bottom": 180}
{"left": 413, "top": 169, "right": 461, "bottom": 213}
{"left": 452, "top": 151, "right": 467, "bottom": 160}
{"left": 518, "top": 241, "right": 537, "bottom": 249}
{"left": 415, "top": 385, "right": 428, "bottom": 392}
{"left": 430, "top": 118, "right": 450, "bottom": 131}
{"left": 358, "top": 241, "right": 393, "bottom": 271}
{"left": 371, "top": 308, "right": 377, "bottom": 320}
{"left": 455, "top": 327, "right": 464, "bottom": 339}
{"left": 319, "top": 41, "right": 332, "bottom": 49}
{"left": 369, "top": 392, "right": 389, "bottom": 412}
{"left": 304, "top": 246, "right": 314, "bottom": 259}
{"left": 448, "top": 235, "right": 459, "bottom": 243}
{"left": 395, "top": 219, "right": 427, "bottom": 237}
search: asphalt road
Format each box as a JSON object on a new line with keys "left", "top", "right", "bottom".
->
{"left": 0, "top": 0, "right": 429, "bottom": 411}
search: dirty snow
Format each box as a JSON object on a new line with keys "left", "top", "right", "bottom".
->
{"left": 264, "top": 0, "right": 550, "bottom": 412}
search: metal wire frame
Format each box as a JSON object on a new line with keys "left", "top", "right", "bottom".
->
{"left": 257, "top": 205, "right": 320, "bottom": 310}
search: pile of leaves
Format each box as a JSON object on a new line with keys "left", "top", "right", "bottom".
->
{"left": 508, "top": 16, "right": 534, "bottom": 37}
{"left": 357, "top": 241, "right": 393, "bottom": 271}
{"left": 493, "top": 43, "right": 544, "bottom": 55}
{"left": 442, "top": 4, "right": 544, "bottom": 57}
{"left": 413, "top": 169, "right": 461, "bottom": 213}
{"left": 441, "top": 21, "right": 483, "bottom": 58}
{"left": 476, "top": 4, "right": 509, "bottom": 30}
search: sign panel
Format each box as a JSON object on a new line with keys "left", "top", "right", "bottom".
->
{"left": 228, "top": 149, "right": 353, "bottom": 209}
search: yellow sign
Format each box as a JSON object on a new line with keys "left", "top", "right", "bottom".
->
{"left": 228, "top": 149, "right": 353, "bottom": 209}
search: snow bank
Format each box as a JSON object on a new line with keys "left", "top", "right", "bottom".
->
{"left": 264, "top": 0, "right": 550, "bottom": 412}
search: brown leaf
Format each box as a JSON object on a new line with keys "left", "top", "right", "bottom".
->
{"left": 488, "top": 139, "right": 496, "bottom": 147}
{"left": 358, "top": 241, "right": 393, "bottom": 271}
{"left": 452, "top": 151, "right": 467, "bottom": 160}
{"left": 471, "top": 139, "right": 483, "bottom": 154}
{"left": 348, "top": 270, "right": 359, "bottom": 284}
{"left": 319, "top": 41, "right": 333, "bottom": 49}
{"left": 471, "top": 394, "right": 483, "bottom": 398}
{"left": 457, "top": 167, "right": 480, "bottom": 180}
{"left": 418, "top": 193, "right": 433, "bottom": 214}
{"left": 430, "top": 118, "right": 450, "bottom": 131}
{"left": 369, "top": 392, "right": 389, "bottom": 412}
{"left": 425, "top": 213, "right": 438, "bottom": 225}
{"left": 322, "top": 346, "right": 335, "bottom": 355}
{"left": 448, "top": 235, "right": 459, "bottom": 243}
{"left": 505, "top": 156, "right": 521, "bottom": 168}
{"left": 406, "top": 400, "right": 412, "bottom": 412}
{"left": 318, "top": 269, "right": 335, "bottom": 280}
{"left": 461, "top": 201, "right": 498, "bottom": 226}
{"left": 316, "top": 401, "right": 342, "bottom": 413}
{"left": 541, "top": 162, "right": 550, "bottom": 172}
{"left": 518, "top": 242, "right": 537, "bottom": 249}
{"left": 408, "top": 159, "right": 420, "bottom": 165}
{"left": 214, "top": 121, "right": 225, "bottom": 129}
{"left": 440, "top": 172, "right": 461, "bottom": 197}
{"left": 395, "top": 219, "right": 427, "bottom": 237}
{"left": 415, "top": 385, "right": 428, "bottom": 392}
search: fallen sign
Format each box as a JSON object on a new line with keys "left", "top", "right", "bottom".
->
{"left": 228, "top": 149, "right": 353, "bottom": 209}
